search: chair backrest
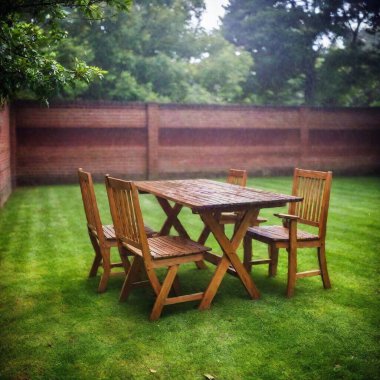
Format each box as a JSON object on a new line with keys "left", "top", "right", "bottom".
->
{"left": 105, "top": 176, "right": 151, "bottom": 261}
{"left": 227, "top": 169, "right": 247, "bottom": 187}
{"left": 77, "top": 168, "right": 105, "bottom": 242}
{"left": 288, "top": 168, "right": 333, "bottom": 239}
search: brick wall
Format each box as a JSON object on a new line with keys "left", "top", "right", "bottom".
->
{"left": 0, "top": 104, "right": 13, "bottom": 206}
{"left": 14, "top": 101, "right": 380, "bottom": 184}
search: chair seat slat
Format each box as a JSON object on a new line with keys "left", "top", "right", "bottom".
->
{"left": 246, "top": 226, "right": 319, "bottom": 242}
{"left": 148, "top": 236, "right": 210, "bottom": 259}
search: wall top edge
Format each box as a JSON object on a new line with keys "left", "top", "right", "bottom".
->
{"left": 11, "top": 100, "right": 380, "bottom": 112}
{"left": 13, "top": 100, "right": 148, "bottom": 109}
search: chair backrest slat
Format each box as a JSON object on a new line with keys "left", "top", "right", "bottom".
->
{"left": 105, "top": 176, "right": 151, "bottom": 261}
{"left": 78, "top": 168, "right": 105, "bottom": 241}
{"left": 227, "top": 169, "right": 247, "bottom": 187}
{"left": 289, "top": 168, "right": 332, "bottom": 236}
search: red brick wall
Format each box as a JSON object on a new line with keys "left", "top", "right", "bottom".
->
{"left": 15, "top": 102, "right": 148, "bottom": 184}
{"left": 14, "top": 101, "right": 380, "bottom": 184}
{"left": 0, "top": 104, "right": 13, "bottom": 206}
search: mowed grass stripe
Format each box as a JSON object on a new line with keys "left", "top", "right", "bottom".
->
{"left": 0, "top": 177, "right": 379, "bottom": 379}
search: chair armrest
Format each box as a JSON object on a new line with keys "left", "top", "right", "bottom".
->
{"left": 274, "top": 213, "right": 299, "bottom": 230}
{"left": 274, "top": 213, "right": 299, "bottom": 221}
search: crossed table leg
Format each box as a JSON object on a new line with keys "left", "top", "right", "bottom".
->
{"left": 198, "top": 208, "right": 261, "bottom": 310}
{"left": 154, "top": 196, "right": 261, "bottom": 309}
{"left": 155, "top": 197, "right": 207, "bottom": 269}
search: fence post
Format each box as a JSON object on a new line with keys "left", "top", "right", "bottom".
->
{"left": 146, "top": 103, "right": 159, "bottom": 179}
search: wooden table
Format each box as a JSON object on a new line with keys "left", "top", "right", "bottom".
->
{"left": 136, "top": 179, "right": 301, "bottom": 310}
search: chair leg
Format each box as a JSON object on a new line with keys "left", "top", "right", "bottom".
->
{"left": 88, "top": 234, "right": 102, "bottom": 277}
{"left": 150, "top": 265, "right": 179, "bottom": 321}
{"left": 318, "top": 245, "right": 331, "bottom": 289}
{"left": 268, "top": 245, "right": 279, "bottom": 277}
{"left": 243, "top": 235, "right": 252, "bottom": 273}
{"left": 286, "top": 247, "right": 297, "bottom": 298}
{"left": 98, "top": 247, "right": 111, "bottom": 293}
{"left": 119, "top": 256, "right": 144, "bottom": 302}
{"left": 118, "top": 246, "right": 131, "bottom": 275}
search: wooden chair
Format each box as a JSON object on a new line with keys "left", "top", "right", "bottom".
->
{"left": 78, "top": 168, "right": 155, "bottom": 292}
{"left": 199, "top": 169, "right": 267, "bottom": 243}
{"left": 105, "top": 175, "right": 211, "bottom": 321}
{"left": 243, "top": 168, "right": 333, "bottom": 297}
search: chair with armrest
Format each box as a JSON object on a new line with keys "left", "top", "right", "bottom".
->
{"left": 105, "top": 175, "right": 211, "bottom": 321}
{"left": 243, "top": 168, "right": 332, "bottom": 297}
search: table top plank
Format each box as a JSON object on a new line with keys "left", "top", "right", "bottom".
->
{"left": 136, "top": 179, "right": 302, "bottom": 213}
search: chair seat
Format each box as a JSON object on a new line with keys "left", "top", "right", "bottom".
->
{"left": 148, "top": 236, "right": 211, "bottom": 260}
{"left": 102, "top": 224, "right": 156, "bottom": 241}
{"left": 219, "top": 212, "right": 267, "bottom": 225}
{"left": 102, "top": 225, "right": 117, "bottom": 240}
{"left": 246, "top": 226, "right": 319, "bottom": 242}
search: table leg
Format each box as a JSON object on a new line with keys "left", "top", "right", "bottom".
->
{"left": 155, "top": 197, "right": 207, "bottom": 269}
{"left": 156, "top": 197, "right": 187, "bottom": 236}
{"left": 199, "top": 209, "right": 260, "bottom": 310}
{"left": 197, "top": 211, "right": 222, "bottom": 245}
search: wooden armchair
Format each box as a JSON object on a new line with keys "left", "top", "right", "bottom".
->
{"left": 77, "top": 168, "right": 155, "bottom": 292}
{"left": 199, "top": 169, "right": 267, "bottom": 243}
{"left": 243, "top": 168, "right": 333, "bottom": 297}
{"left": 105, "top": 176, "right": 211, "bottom": 321}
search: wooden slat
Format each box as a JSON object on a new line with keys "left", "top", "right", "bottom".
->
{"left": 226, "top": 169, "right": 247, "bottom": 186}
{"left": 296, "top": 270, "right": 321, "bottom": 278}
{"left": 246, "top": 226, "right": 319, "bottom": 242}
{"left": 148, "top": 236, "right": 210, "bottom": 259}
{"left": 151, "top": 253, "right": 205, "bottom": 268}
{"left": 102, "top": 225, "right": 116, "bottom": 240}
{"left": 251, "top": 259, "right": 272, "bottom": 265}
{"left": 164, "top": 292, "right": 204, "bottom": 305}
{"left": 110, "top": 262, "right": 124, "bottom": 268}
{"left": 136, "top": 179, "right": 301, "bottom": 213}
{"left": 204, "top": 251, "right": 222, "bottom": 266}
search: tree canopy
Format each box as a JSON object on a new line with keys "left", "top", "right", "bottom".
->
{"left": 0, "top": 0, "right": 131, "bottom": 104}
{"left": 223, "top": 0, "right": 380, "bottom": 106}
{"left": 55, "top": 0, "right": 253, "bottom": 103}
{"left": 1, "top": 0, "right": 379, "bottom": 106}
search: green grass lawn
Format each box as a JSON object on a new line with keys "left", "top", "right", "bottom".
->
{"left": 0, "top": 176, "right": 379, "bottom": 380}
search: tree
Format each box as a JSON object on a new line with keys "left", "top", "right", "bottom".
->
{"left": 55, "top": 0, "right": 253, "bottom": 104}
{"left": 222, "top": 0, "right": 380, "bottom": 106}
{"left": 0, "top": 0, "right": 130, "bottom": 104}
{"left": 316, "top": 1, "right": 380, "bottom": 106}
{"left": 191, "top": 32, "right": 253, "bottom": 103}
{"left": 56, "top": 0, "right": 205, "bottom": 102}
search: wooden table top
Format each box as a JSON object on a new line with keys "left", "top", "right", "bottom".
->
{"left": 135, "top": 179, "right": 302, "bottom": 213}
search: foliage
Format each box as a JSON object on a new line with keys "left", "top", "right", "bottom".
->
{"left": 55, "top": 1, "right": 253, "bottom": 103}
{"left": 0, "top": 0, "right": 131, "bottom": 104}
{"left": 192, "top": 32, "right": 253, "bottom": 103}
{"left": 2, "top": 0, "right": 378, "bottom": 106}
{"left": 0, "top": 177, "right": 379, "bottom": 378}
{"left": 316, "top": 44, "right": 380, "bottom": 106}
{"left": 223, "top": 0, "right": 380, "bottom": 106}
